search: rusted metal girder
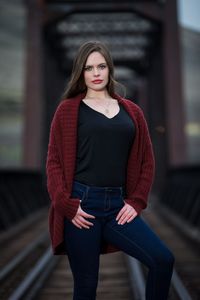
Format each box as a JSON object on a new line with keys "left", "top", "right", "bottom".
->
{"left": 22, "top": 0, "right": 45, "bottom": 169}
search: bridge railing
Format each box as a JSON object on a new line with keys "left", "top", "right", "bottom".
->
{"left": 160, "top": 166, "right": 200, "bottom": 231}
{"left": 0, "top": 170, "right": 49, "bottom": 232}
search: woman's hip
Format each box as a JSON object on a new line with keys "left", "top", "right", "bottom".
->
{"left": 71, "top": 180, "right": 125, "bottom": 217}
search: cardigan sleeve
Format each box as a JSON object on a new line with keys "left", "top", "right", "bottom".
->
{"left": 46, "top": 108, "right": 80, "bottom": 220}
{"left": 124, "top": 108, "right": 155, "bottom": 214}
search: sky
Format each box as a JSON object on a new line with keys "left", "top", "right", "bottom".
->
{"left": 178, "top": 0, "right": 200, "bottom": 32}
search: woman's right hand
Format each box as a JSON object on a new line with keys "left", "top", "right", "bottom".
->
{"left": 72, "top": 205, "right": 95, "bottom": 229}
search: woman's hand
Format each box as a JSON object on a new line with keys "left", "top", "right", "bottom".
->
{"left": 116, "top": 203, "right": 137, "bottom": 225}
{"left": 72, "top": 205, "right": 95, "bottom": 229}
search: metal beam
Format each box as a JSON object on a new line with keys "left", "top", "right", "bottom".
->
{"left": 23, "top": 0, "right": 44, "bottom": 169}
{"left": 45, "top": 1, "right": 163, "bottom": 22}
{"left": 162, "top": 0, "right": 186, "bottom": 166}
{"left": 131, "top": 2, "right": 164, "bottom": 22}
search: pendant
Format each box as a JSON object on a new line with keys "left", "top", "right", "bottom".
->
{"left": 105, "top": 108, "right": 109, "bottom": 114}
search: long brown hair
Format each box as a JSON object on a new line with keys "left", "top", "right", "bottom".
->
{"left": 61, "top": 41, "right": 123, "bottom": 99}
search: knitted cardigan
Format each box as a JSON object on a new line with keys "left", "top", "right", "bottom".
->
{"left": 46, "top": 92, "right": 155, "bottom": 255}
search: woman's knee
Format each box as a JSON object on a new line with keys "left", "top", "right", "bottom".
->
{"left": 152, "top": 247, "right": 175, "bottom": 271}
{"left": 165, "top": 248, "right": 175, "bottom": 266}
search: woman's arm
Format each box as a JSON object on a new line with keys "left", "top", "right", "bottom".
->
{"left": 46, "top": 110, "right": 80, "bottom": 220}
{"left": 124, "top": 108, "right": 155, "bottom": 215}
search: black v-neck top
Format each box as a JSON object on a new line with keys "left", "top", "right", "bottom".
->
{"left": 74, "top": 101, "right": 135, "bottom": 187}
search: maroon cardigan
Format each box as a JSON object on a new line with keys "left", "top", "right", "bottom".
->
{"left": 46, "top": 93, "right": 155, "bottom": 255}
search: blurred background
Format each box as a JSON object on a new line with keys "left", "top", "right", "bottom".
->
{"left": 0, "top": 1, "right": 199, "bottom": 299}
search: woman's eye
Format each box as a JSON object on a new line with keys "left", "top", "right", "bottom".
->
{"left": 99, "top": 65, "right": 106, "bottom": 69}
{"left": 84, "top": 66, "right": 92, "bottom": 71}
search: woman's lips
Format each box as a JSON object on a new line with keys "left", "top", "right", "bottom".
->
{"left": 92, "top": 80, "right": 103, "bottom": 84}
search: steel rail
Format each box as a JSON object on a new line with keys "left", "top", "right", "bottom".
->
{"left": 21, "top": 254, "right": 59, "bottom": 300}
{"left": 0, "top": 232, "right": 49, "bottom": 282}
{"left": 171, "top": 266, "right": 192, "bottom": 300}
{"left": 126, "top": 254, "right": 193, "bottom": 300}
{"left": 0, "top": 209, "right": 47, "bottom": 245}
{"left": 8, "top": 247, "right": 59, "bottom": 300}
{"left": 125, "top": 255, "right": 145, "bottom": 300}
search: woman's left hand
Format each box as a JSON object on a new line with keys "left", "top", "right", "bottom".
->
{"left": 116, "top": 203, "right": 138, "bottom": 225}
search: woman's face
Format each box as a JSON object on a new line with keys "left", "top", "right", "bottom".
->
{"left": 83, "top": 51, "right": 109, "bottom": 93}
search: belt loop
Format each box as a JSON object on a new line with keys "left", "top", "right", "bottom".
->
{"left": 120, "top": 187, "right": 123, "bottom": 197}
{"left": 86, "top": 185, "right": 89, "bottom": 198}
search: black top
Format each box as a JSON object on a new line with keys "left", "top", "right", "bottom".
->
{"left": 74, "top": 101, "right": 135, "bottom": 187}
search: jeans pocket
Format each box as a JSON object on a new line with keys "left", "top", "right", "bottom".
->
{"left": 121, "top": 195, "right": 126, "bottom": 206}
{"left": 71, "top": 188, "right": 86, "bottom": 203}
{"left": 79, "top": 191, "right": 86, "bottom": 203}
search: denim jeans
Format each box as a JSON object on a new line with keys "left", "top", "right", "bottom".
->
{"left": 64, "top": 180, "right": 174, "bottom": 300}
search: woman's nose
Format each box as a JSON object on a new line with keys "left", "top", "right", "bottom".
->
{"left": 93, "top": 68, "right": 100, "bottom": 76}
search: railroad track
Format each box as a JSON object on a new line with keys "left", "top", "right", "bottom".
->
{"left": 0, "top": 201, "right": 199, "bottom": 300}
{"left": 37, "top": 252, "right": 133, "bottom": 300}
{"left": 0, "top": 209, "right": 56, "bottom": 300}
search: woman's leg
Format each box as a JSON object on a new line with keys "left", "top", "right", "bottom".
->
{"left": 103, "top": 215, "right": 174, "bottom": 300}
{"left": 64, "top": 217, "right": 102, "bottom": 300}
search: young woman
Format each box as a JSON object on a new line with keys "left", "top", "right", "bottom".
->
{"left": 46, "top": 41, "right": 174, "bottom": 300}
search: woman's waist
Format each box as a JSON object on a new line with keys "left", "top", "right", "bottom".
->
{"left": 72, "top": 180, "right": 126, "bottom": 197}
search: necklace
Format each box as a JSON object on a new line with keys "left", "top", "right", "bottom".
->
{"left": 84, "top": 97, "right": 112, "bottom": 115}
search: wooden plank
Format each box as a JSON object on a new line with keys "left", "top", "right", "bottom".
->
{"left": 38, "top": 252, "right": 133, "bottom": 299}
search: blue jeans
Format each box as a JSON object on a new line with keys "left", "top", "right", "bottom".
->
{"left": 64, "top": 181, "right": 174, "bottom": 300}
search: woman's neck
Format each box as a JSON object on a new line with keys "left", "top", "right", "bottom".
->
{"left": 85, "top": 90, "right": 111, "bottom": 100}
